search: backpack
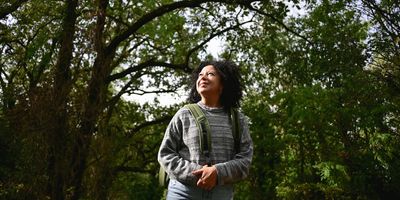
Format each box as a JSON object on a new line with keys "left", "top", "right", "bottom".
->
{"left": 158, "top": 104, "right": 241, "bottom": 187}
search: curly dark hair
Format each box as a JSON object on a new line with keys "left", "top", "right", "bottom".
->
{"left": 188, "top": 60, "right": 244, "bottom": 111}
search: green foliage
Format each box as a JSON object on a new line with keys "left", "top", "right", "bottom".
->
{"left": 1, "top": 0, "right": 400, "bottom": 199}
{"left": 234, "top": 1, "right": 400, "bottom": 199}
{"left": 80, "top": 101, "right": 179, "bottom": 199}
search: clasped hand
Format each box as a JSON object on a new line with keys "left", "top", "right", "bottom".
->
{"left": 192, "top": 165, "right": 217, "bottom": 190}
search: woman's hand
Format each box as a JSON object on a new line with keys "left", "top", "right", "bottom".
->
{"left": 192, "top": 165, "right": 217, "bottom": 190}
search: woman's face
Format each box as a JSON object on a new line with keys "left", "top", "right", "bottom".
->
{"left": 196, "top": 65, "right": 223, "bottom": 99}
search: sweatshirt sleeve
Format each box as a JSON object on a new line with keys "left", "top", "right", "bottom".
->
{"left": 157, "top": 110, "right": 202, "bottom": 186}
{"left": 214, "top": 114, "right": 253, "bottom": 185}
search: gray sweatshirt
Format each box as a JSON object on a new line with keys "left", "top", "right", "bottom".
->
{"left": 157, "top": 102, "right": 253, "bottom": 186}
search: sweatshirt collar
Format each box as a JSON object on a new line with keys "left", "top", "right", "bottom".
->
{"left": 197, "top": 101, "right": 224, "bottom": 112}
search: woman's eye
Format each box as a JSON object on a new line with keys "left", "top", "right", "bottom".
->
{"left": 207, "top": 72, "right": 215, "bottom": 76}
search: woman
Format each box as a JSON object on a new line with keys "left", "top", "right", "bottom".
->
{"left": 158, "top": 60, "right": 253, "bottom": 199}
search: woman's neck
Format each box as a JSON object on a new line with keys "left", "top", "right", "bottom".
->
{"left": 200, "top": 97, "right": 221, "bottom": 108}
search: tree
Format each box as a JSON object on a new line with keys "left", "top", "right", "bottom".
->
{"left": 361, "top": 0, "right": 400, "bottom": 94}
{"left": 233, "top": 0, "right": 400, "bottom": 199}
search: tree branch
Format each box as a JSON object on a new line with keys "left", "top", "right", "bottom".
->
{"left": 0, "top": 0, "right": 28, "bottom": 19}
{"left": 185, "top": 19, "right": 254, "bottom": 65}
{"left": 128, "top": 88, "right": 178, "bottom": 95}
{"left": 105, "top": 0, "right": 260, "bottom": 55}
{"left": 106, "top": 0, "right": 205, "bottom": 55}
{"left": 242, "top": 3, "right": 312, "bottom": 44}
{"left": 128, "top": 115, "right": 172, "bottom": 136}
{"left": 109, "top": 36, "right": 148, "bottom": 71}
{"left": 106, "top": 59, "right": 190, "bottom": 83}
{"left": 362, "top": 0, "right": 400, "bottom": 33}
{"left": 94, "top": 0, "right": 108, "bottom": 53}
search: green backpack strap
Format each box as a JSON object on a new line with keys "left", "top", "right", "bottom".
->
{"left": 158, "top": 166, "right": 168, "bottom": 187}
{"left": 185, "top": 104, "right": 212, "bottom": 165}
{"left": 230, "top": 108, "right": 241, "bottom": 154}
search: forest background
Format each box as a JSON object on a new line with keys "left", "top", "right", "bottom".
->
{"left": 0, "top": 0, "right": 399, "bottom": 199}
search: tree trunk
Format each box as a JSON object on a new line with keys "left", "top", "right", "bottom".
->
{"left": 47, "top": 0, "right": 78, "bottom": 199}
{"left": 69, "top": 52, "right": 114, "bottom": 199}
{"left": 68, "top": 0, "right": 112, "bottom": 198}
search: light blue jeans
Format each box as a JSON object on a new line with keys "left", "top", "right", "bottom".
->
{"left": 167, "top": 179, "right": 233, "bottom": 200}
